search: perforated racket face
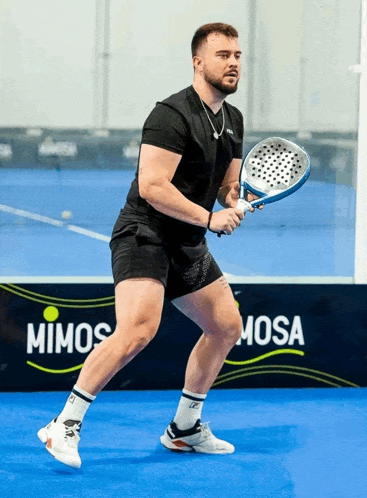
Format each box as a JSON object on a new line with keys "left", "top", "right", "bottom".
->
{"left": 243, "top": 137, "right": 309, "bottom": 194}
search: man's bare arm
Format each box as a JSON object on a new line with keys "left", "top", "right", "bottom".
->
{"left": 139, "top": 144, "right": 211, "bottom": 227}
{"left": 138, "top": 144, "right": 244, "bottom": 233}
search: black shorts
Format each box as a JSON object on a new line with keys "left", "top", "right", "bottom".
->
{"left": 109, "top": 217, "right": 222, "bottom": 301}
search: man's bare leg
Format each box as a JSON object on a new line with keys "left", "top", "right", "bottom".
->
{"left": 77, "top": 278, "right": 165, "bottom": 395}
{"left": 160, "top": 275, "right": 241, "bottom": 453}
{"left": 173, "top": 275, "right": 242, "bottom": 394}
{"left": 38, "top": 277, "right": 165, "bottom": 467}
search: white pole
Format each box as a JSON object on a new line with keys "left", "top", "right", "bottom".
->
{"left": 92, "top": 0, "right": 111, "bottom": 132}
{"left": 354, "top": 0, "right": 367, "bottom": 283}
{"left": 246, "top": 0, "right": 257, "bottom": 131}
{"left": 101, "top": 0, "right": 111, "bottom": 130}
{"left": 93, "top": 0, "right": 102, "bottom": 129}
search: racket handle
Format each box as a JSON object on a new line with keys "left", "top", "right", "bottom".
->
{"left": 236, "top": 199, "right": 252, "bottom": 213}
{"left": 216, "top": 199, "right": 252, "bottom": 237}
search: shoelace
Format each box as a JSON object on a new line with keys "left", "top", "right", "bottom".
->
{"left": 199, "top": 422, "right": 213, "bottom": 441}
{"left": 64, "top": 422, "right": 81, "bottom": 447}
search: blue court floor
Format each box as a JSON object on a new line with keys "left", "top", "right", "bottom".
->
{"left": 0, "top": 169, "right": 356, "bottom": 277}
{"left": 1, "top": 388, "right": 366, "bottom": 498}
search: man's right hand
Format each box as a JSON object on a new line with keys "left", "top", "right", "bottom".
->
{"left": 208, "top": 208, "right": 244, "bottom": 235}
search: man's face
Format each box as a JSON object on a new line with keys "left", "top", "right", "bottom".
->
{"left": 200, "top": 33, "right": 241, "bottom": 95}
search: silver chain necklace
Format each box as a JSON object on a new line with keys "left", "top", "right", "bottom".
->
{"left": 199, "top": 98, "right": 225, "bottom": 140}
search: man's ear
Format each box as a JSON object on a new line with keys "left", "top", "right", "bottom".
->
{"left": 192, "top": 56, "right": 203, "bottom": 73}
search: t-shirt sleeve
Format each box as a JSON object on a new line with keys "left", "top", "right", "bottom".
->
{"left": 141, "top": 103, "right": 188, "bottom": 155}
{"left": 233, "top": 108, "right": 244, "bottom": 159}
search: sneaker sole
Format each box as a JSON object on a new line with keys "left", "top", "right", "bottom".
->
{"left": 37, "top": 427, "right": 48, "bottom": 444}
{"left": 37, "top": 426, "right": 61, "bottom": 462}
{"left": 160, "top": 433, "right": 234, "bottom": 454}
{"left": 160, "top": 434, "right": 195, "bottom": 452}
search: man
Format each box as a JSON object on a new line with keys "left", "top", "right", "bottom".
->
{"left": 37, "top": 22, "right": 261, "bottom": 468}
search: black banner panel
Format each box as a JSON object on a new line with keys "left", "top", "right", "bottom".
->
{"left": 0, "top": 283, "right": 365, "bottom": 391}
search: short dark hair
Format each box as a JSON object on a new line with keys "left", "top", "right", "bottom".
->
{"left": 191, "top": 23, "right": 238, "bottom": 57}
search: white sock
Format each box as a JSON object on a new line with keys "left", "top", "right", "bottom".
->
{"left": 173, "top": 389, "right": 207, "bottom": 430}
{"left": 57, "top": 385, "right": 96, "bottom": 424}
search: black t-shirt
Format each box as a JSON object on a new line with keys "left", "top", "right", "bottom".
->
{"left": 123, "top": 85, "right": 244, "bottom": 243}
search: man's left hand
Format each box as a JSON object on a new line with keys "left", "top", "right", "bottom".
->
{"left": 225, "top": 181, "right": 264, "bottom": 212}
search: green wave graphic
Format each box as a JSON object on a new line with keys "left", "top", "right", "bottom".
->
{"left": 27, "top": 361, "right": 84, "bottom": 374}
{"left": 214, "top": 364, "right": 359, "bottom": 388}
{"left": 0, "top": 285, "right": 114, "bottom": 308}
{"left": 214, "top": 369, "right": 342, "bottom": 387}
{"left": 8, "top": 284, "right": 115, "bottom": 303}
{"left": 224, "top": 348, "right": 304, "bottom": 365}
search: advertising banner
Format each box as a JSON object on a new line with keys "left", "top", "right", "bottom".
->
{"left": 0, "top": 283, "right": 365, "bottom": 391}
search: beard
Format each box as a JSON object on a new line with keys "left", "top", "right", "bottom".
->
{"left": 203, "top": 67, "right": 239, "bottom": 95}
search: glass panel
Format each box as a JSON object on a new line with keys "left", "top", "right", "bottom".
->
{"left": 0, "top": 0, "right": 361, "bottom": 279}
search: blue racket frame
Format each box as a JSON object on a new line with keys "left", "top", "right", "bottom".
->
{"left": 239, "top": 139, "right": 311, "bottom": 209}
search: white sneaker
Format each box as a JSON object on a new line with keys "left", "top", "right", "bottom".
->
{"left": 37, "top": 418, "right": 82, "bottom": 468}
{"left": 160, "top": 420, "right": 235, "bottom": 454}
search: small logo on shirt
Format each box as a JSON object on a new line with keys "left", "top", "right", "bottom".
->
{"left": 226, "top": 128, "right": 234, "bottom": 135}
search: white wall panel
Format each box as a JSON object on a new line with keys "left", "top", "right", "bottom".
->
{"left": 300, "top": 0, "right": 361, "bottom": 132}
{"left": 0, "top": 0, "right": 361, "bottom": 131}
{"left": 251, "top": 0, "right": 304, "bottom": 131}
{"left": 107, "top": 0, "right": 250, "bottom": 128}
{"left": 0, "top": 0, "right": 95, "bottom": 128}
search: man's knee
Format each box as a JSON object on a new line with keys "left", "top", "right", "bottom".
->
{"left": 133, "top": 317, "right": 160, "bottom": 347}
{"left": 223, "top": 314, "right": 243, "bottom": 344}
{"left": 206, "top": 311, "right": 243, "bottom": 345}
{"left": 114, "top": 314, "right": 160, "bottom": 350}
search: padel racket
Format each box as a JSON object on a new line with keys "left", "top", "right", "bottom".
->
{"left": 236, "top": 136, "right": 310, "bottom": 212}
{"left": 217, "top": 137, "right": 310, "bottom": 236}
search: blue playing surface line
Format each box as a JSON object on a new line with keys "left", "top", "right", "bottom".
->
{"left": 0, "top": 388, "right": 366, "bottom": 498}
{"left": 0, "top": 168, "right": 356, "bottom": 277}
